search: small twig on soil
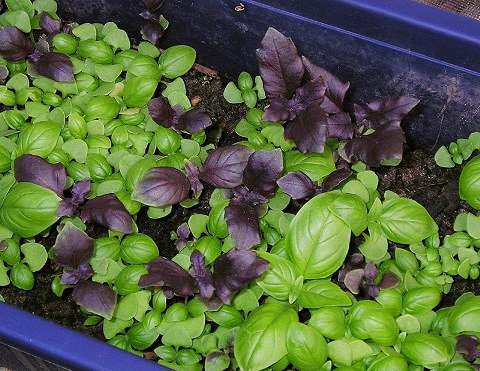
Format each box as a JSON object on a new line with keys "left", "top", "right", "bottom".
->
{"left": 193, "top": 63, "right": 218, "bottom": 77}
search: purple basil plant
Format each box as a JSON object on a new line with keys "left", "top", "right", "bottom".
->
{"left": 0, "top": 26, "right": 73, "bottom": 82}
{"left": 14, "top": 155, "right": 133, "bottom": 234}
{"left": 139, "top": 249, "right": 268, "bottom": 307}
{"left": 256, "top": 28, "right": 419, "bottom": 167}
{"left": 53, "top": 222, "right": 117, "bottom": 319}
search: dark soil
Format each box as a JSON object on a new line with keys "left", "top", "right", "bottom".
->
{"left": 0, "top": 69, "right": 478, "bottom": 343}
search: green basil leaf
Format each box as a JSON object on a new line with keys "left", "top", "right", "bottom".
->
{"left": 286, "top": 323, "right": 328, "bottom": 371}
{"left": 5, "top": 0, "right": 34, "bottom": 17}
{"left": 285, "top": 149, "right": 335, "bottom": 182}
{"left": 223, "top": 82, "right": 243, "bottom": 104}
{"left": 103, "top": 29, "right": 131, "bottom": 51}
{"left": 234, "top": 303, "right": 298, "bottom": 371}
{"left": 17, "top": 121, "right": 61, "bottom": 158}
{"left": 103, "top": 317, "right": 133, "bottom": 339}
{"left": 377, "top": 197, "right": 438, "bottom": 244}
{"left": 33, "top": 0, "right": 57, "bottom": 13}
{"left": 286, "top": 192, "right": 354, "bottom": 278}
{"left": 20, "top": 242, "right": 47, "bottom": 272}
{"left": 72, "top": 23, "right": 97, "bottom": 41}
{"left": 123, "top": 76, "right": 158, "bottom": 108}
{"left": 94, "top": 64, "right": 123, "bottom": 82}
{"left": 297, "top": 280, "right": 351, "bottom": 308}
{"left": 0, "top": 182, "right": 61, "bottom": 238}
{"left": 256, "top": 251, "right": 299, "bottom": 302}
{"left": 0, "top": 10, "right": 31, "bottom": 33}
{"left": 159, "top": 45, "right": 196, "bottom": 79}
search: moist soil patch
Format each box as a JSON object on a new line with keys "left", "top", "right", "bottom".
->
{"left": 0, "top": 70, "right": 477, "bottom": 343}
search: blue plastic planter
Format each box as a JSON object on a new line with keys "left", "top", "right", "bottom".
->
{"left": 2, "top": 0, "right": 480, "bottom": 369}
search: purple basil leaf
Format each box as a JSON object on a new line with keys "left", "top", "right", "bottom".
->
{"left": 61, "top": 263, "right": 93, "bottom": 285}
{"left": 277, "top": 171, "right": 316, "bottom": 200}
{"left": 361, "top": 96, "right": 420, "bottom": 129}
{"left": 31, "top": 52, "right": 74, "bottom": 82}
{"left": 364, "top": 262, "right": 378, "bottom": 284}
{"left": 321, "top": 167, "right": 352, "bottom": 192}
{"left": 132, "top": 167, "right": 190, "bottom": 207}
{"left": 177, "top": 109, "right": 212, "bottom": 134}
{"left": 177, "top": 222, "right": 191, "bottom": 240}
{"left": 0, "top": 27, "right": 34, "bottom": 62}
{"left": 142, "top": 21, "right": 165, "bottom": 45}
{"left": 72, "top": 281, "right": 117, "bottom": 320}
{"left": 284, "top": 104, "right": 329, "bottom": 153}
{"left": 71, "top": 180, "right": 91, "bottom": 204}
{"left": 457, "top": 335, "right": 480, "bottom": 362}
{"left": 349, "top": 253, "right": 365, "bottom": 266}
{"left": 80, "top": 194, "right": 133, "bottom": 234}
{"left": 242, "top": 149, "right": 283, "bottom": 197}
{"left": 265, "top": 76, "right": 327, "bottom": 122}
{"left": 190, "top": 250, "right": 215, "bottom": 300}
{"left": 327, "top": 112, "right": 354, "bottom": 140}
{"left": 256, "top": 27, "right": 304, "bottom": 99}
{"left": 232, "top": 186, "right": 267, "bottom": 206}
{"left": 57, "top": 199, "right": 76, "bottom": 217}
{"left": 344, "top": 268, "right": 364, "bottom": 294}
{"left": 302, "top": 56, "right": 350, "bottom": 111}
{"left": 263, "top": 98, "right": 290, "bottom": 123}
{"left": 53, "top": 223, "right": 93, "bottom": 270}
{"left": 200, "top": 145, "right": 252, "bottom": 189}
{"left": 148, "top": 97, "right": 175, "bottom": 127}
{"left": 143, "top": 0, "right": 165, "bottom": 12}
{"left": 354, "top": 103, "right": 369, "bottom": 123}
{"left": 185, "top": 162, "right": 204, "bottom": 194}
{"left": 0, "top": 241, "right": 7, "bottom": 252}
{"left": 344, "top": 121, "right": 405, "bottom": 167}
{"left": 379, "top": 271, "right": 400, "bottom": 289}
{"left": 176, "top": 222, "right": 191, "bottom": 251}
{"left": 140, "top": 10, "right": 155, "bottom": 20}
{"left": 14, "top": 154, "right": 66, "bottom": 196}
{"left": 139, "top": 257, "right": 197, "bottom": 297}
{"left": 213, "top": 249, "right": 269, "bottom": 304}
{"left": 366, "top": 284, "right": 380, "bottom": 298}
{"left": 40, "top": 12, "right": 62, "bottom": 35}
{"left": 225, "top": 200, "right": 261, "bottom": 250}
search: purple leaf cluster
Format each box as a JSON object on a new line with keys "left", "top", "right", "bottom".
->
{"left": 341, "top": 260, "right": 399, "bottom": 298}
{"left": 277, "top": 163, "right": 352, "bottom": 200}
{"left": 140, "top": 0, "right": 167, "bottom": 44}
{"left": 257, "top": 28, "right": 419, "bottom": 167}
{"left": 53, "top": 223, "right": 117, "bottom": 319}
{"left": 139, "top": 249, "right": 268, "bottom": 305}
{"left": 0, "top": 26, "right": 73, "bottom": 82}
{"left": 257, "top": 28, "right": 353, "bottom": 154}
{"left": 148, "top": 97, "right": 212, "bottom": 134}
{"left": 457, "top": 335, "right": 480, "bottom": 363}
{"left": 200, "top": 146, "right": 284, "bottom": 249}
{"left": 13, "top": 155, "right": 133, "bottom": 233}
{"left": 344, "top": 97, "right": 419, "bottom": 167}
{"left": 133, "top": 145, "right": 283, "bottom": 249}
{"left": 53, "top": 223, "right": 94, "bottom": 285}
{"left": 175, "top": 222, "right": 191, "bottom": 251}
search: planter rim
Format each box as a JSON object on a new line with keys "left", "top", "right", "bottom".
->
{"left": 0, "top": 302, "right": 166, "bottom": 370}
